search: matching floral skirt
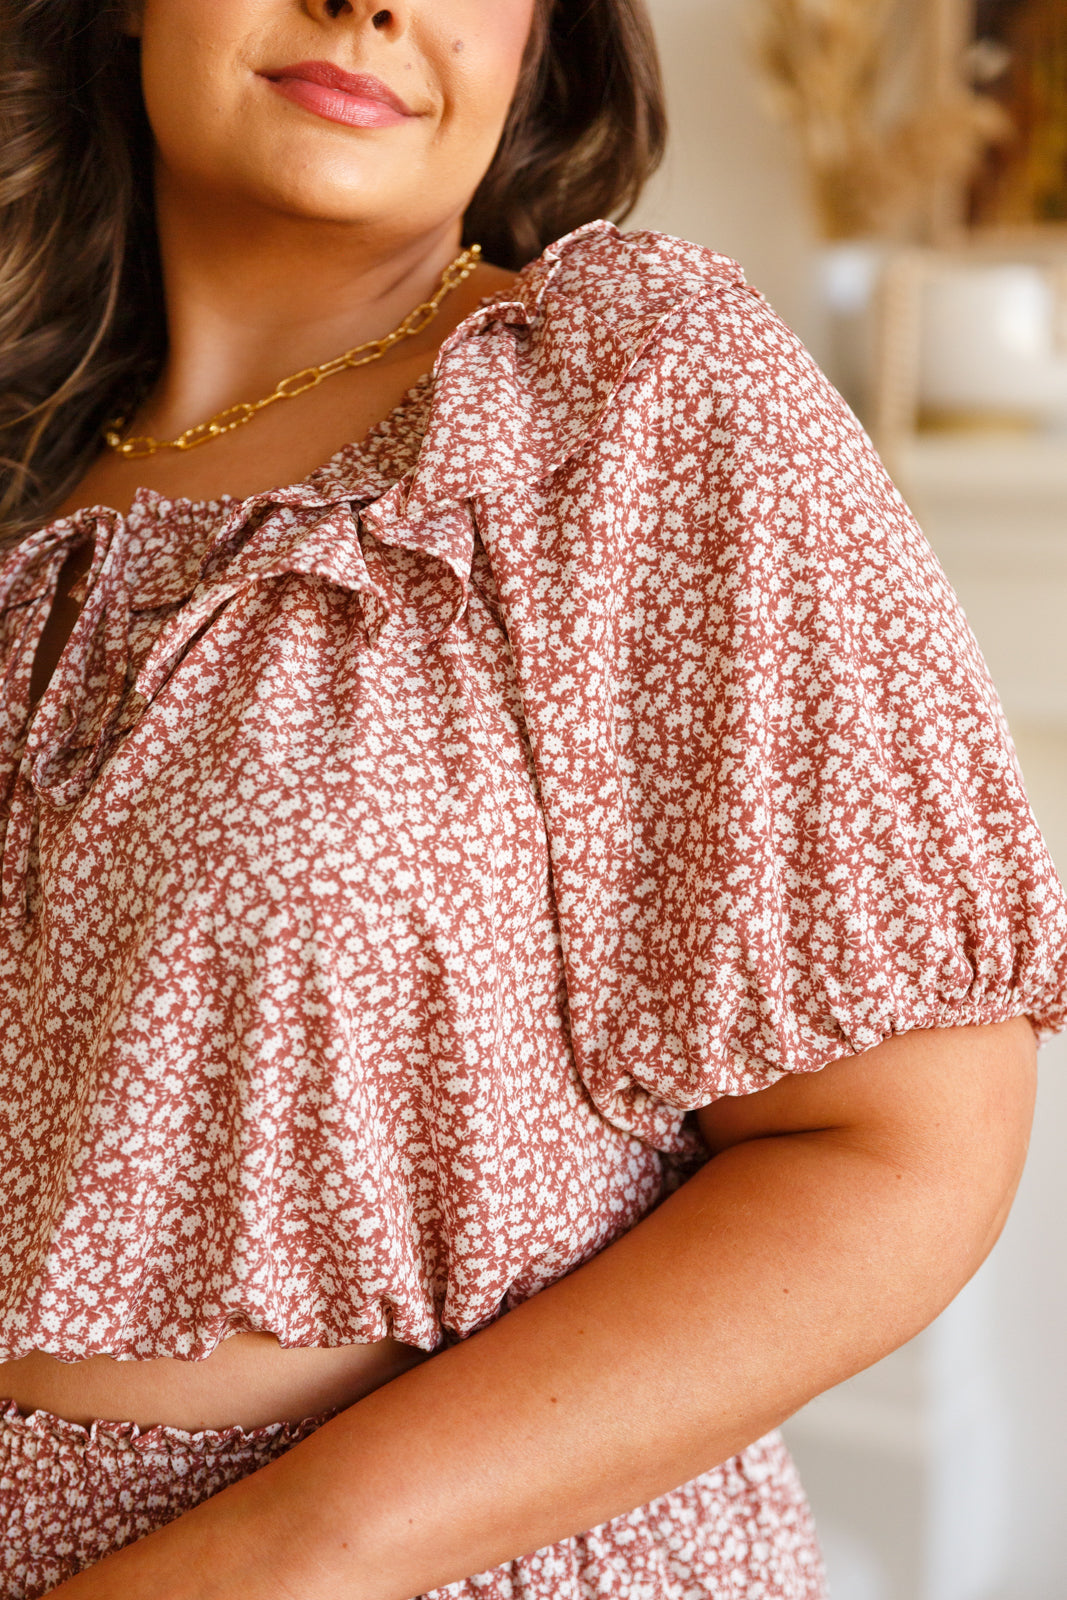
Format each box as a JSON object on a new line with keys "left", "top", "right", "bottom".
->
{"left": 0, "top": 1398, "right": 826, "bottom": 1599}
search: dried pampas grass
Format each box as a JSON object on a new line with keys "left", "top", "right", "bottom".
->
{"left": 752, "top": 0, "right": 1011, "bottom": 239}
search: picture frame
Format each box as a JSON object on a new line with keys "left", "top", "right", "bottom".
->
{"left": 931, "top": 0, "right": 1067, "bottom": 241}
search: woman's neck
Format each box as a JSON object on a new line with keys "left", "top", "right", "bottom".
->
{"left": 143, "top": 175, "right": 470, "bottom": 442}
{"left": 51, "top": 182, "right": 517, "bottom": 520}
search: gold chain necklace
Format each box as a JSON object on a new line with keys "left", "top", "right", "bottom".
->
{"left": 104, "top": 243, "right": 482, "bottom": 459}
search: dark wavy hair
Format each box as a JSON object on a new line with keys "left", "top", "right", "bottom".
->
{"left": 0, "top": 0, "right": 667, "bottom": 541}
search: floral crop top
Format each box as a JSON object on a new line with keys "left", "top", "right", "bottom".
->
{"left": 1, "top": 220, "right": 1065, "bottom": 1363}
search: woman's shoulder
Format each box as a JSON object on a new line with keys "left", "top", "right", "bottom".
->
{"left": 517, "top": 219, "right": 751, "bottom": 318}
{"left": 419, "top": 220, "right": 841, "bottom": 513}
{"left": 509, "top": 219, "right": 822, "bottom": 417}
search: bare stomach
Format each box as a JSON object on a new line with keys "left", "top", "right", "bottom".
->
{"left": 0, "top": 1333, "right": 432, "bottom": 1432}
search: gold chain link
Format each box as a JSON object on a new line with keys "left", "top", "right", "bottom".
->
{"left": 104, "top": 244, "right": 482, "bottom": 459}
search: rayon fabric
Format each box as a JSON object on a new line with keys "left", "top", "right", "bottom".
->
{"left": 0, "top": 218, "right": 1065, "bottom": 1596}
{"left": 0, "top": 1398, "right": 328, "bottom": 1600}
{"left": 0, "top": 1401, "right": 824, "bottom": 1600}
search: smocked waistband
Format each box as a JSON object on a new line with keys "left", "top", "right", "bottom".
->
{"left": 0, "top": 1394, "right": 334, "bottom": 1462}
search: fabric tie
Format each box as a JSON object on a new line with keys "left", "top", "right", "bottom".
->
{"left": 22, "top": 510, "right": 130, "bottom": 809}
{"left": 0, "top": 510, "right": 127, "bottom": 922}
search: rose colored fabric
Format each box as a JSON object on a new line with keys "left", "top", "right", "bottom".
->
{"left": 0, "top": 1397, "right": 330, "bottom": 1600}
{"left": 0, "top": 1401, "right": 824, "bottom": 1600}
{"left": 0, "top": 217, "right": 1064, "bottom": 1594}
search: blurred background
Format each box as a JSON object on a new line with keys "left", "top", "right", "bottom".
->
{"left": 630, "top": 3, "right": 1067, "bottom": 1597}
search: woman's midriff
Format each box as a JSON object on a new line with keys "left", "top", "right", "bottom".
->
{"left": 0, "top": 1334, "right": 432, "bottom": 1431}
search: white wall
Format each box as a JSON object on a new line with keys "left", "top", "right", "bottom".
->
{"left": 631, "top": 0, "right": 829, "bottom": 360}
{"left": 964, "top": 726, "right": 1067, "bottom": 1596}
{"left": 635, "top": 3, "right": 1067, "bottom": 1596}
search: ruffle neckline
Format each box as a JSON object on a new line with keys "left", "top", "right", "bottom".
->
{"left": 0, "top": 220, "right": 747, "bottom": 922}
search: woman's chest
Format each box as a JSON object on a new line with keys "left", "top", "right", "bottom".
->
{"left": 2, "top": 502, "right": 552, "bottom": 1001}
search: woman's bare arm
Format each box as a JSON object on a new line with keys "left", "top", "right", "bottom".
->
{"left": 51, "top": 1016, "right": 1037, "bottom": 1600}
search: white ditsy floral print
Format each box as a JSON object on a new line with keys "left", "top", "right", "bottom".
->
{"left": 0, "top": 219, "right": 1064, "bottom": 1598}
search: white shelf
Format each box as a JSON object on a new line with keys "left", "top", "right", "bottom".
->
{"left": 892, "top": 434, "right": 1067, "bottom": 505}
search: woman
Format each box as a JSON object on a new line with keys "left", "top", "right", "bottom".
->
{"left": 0, "top": 1, "right": 1061, "bottom": 1596}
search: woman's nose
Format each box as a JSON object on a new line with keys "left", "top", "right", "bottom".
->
{"left": 311, "top": 1, "right": 398, "bottom": 28}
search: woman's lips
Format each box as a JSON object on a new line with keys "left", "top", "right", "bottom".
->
{"left": 263, "top": 60, "right": 415, "bottom": 128}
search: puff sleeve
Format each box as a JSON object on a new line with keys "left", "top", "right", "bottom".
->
{"left": 476, "top": 273, "right": 1067, "bottom": 1150}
